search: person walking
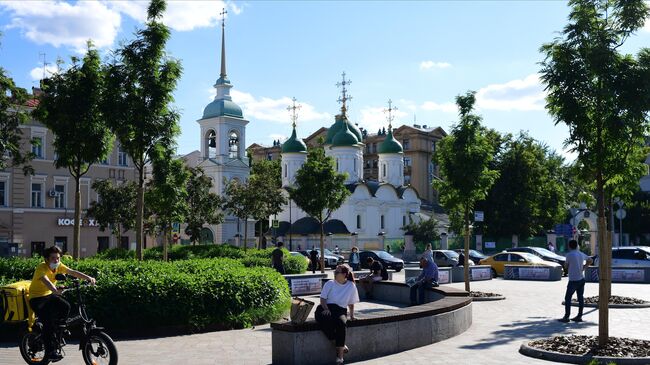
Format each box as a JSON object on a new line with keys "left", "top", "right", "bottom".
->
{"left": 315, "top": 264, "right": 358, "bottom": 364}
{"left": 410, "top": 257, "right": 439, "bottom": 305}
{"left": 559, "top": 239, "right": 593, "bottom": 323}
{"left": 310, "top": 246, "right": 319, "bottom": 273}
{"left": 423, "top": 243, "right": 434, "bottom": 263}
{"left": 272, "top": 242, "right": 285, "bottom": 274}
{"left": 349, "top": 246, "right": 360, "bottom": 271}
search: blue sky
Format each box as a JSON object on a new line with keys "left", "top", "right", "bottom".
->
{"left": 2, "top": 1, "right": 649, "bottom": 160}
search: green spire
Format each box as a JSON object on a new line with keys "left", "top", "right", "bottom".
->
{"left": 332, "top": 119, "right": 359, "bottom": 147}
{"left": 378, "top": 128, "right": 403, "bottom": 153}
{"left": 282, "top": 127, "right": 307, "bottom": 153}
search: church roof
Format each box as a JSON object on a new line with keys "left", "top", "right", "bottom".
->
{"left": 202, "top": 99, "right": 243, "bottom": 119}
{"left": 331, "top": 120, "right": 359, "bottom": 147}
{"left": 325, "top": 114, "right": 362, "bottom": 145}
{"left": 281, "top": 128, "right": 307, "bottom": 153}
{"left": 266, "top": 217, "right": 350, "bottom": 236}
{"left": 377, "top": 129, "right": 403, "bottom": 154}
{"left": 346, "top": 180, "right": 419, "bottom": 199}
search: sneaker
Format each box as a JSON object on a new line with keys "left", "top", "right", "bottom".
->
{"left": 558, "top": 317, "right": 570, "bottom": 323}
{"left": 571, "top": 316, "right": 583, "bottom": 322}
{"left": 46, "top": 352, "right": 63, "bottom": 362}
{"left": 343, "top": 345, "right": 349, "bottom": 354}
{"left": 336, "top": 358, "right": 344, "bottom": 364}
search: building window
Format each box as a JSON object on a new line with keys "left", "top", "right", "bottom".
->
{"left": 432, "top": 141, "right": 436, "bottom": 152}
{"left": 373, "top": 159, "right": 378, "bottom": 168}
{"left": 117, "top": 170, "right": 125, "bottom": 180}
{"left": 382, "top": 164, "right": 386, "bottom": 177}
{"left": 356, "top": 215, "right": 361, "bottom": 229}
{"left": 0, "top": 181, "right": 6, "bottom": 207}
{"left": 266, "top": 153, "right": 273, "bottom": 161}
{"left": 101, "top": 156, "right": 109, "bottom": 165}
{"left": 336, "top": 159, "right": 339, "bottom": 171}
{"left": 118, "top": 148, "right": 128, "bottom": 166}
{"left": 405, "top": 175, "right": 411, "bottom": 185}
{"left": 228, "top": 132, "right": 239, "bottom": 159}
{"left": 372, "top": 143, "right": 377, "bottom": 153}
{"left": 404, "top": 157, "right": 412, "bottom": 167}
{"left": 380, "top": 215, "right": 385, "bottom": 230}
{"left": 54, "top": 184, "right": 66, "bottom": 208}
{"left": 32, "top": 137, "right": 43, "bottom": 159}
{"left": 403, "top": 215, "right": 406, "bottom": 227}
{"left": 402, "top": 139, "right": 410, "bottom": 150}
{"left": 31, "top": 183, "right": 43, "bottom": 208}
{"left": 284, "top": 163, "right": 287, "bottom": 178}
{"left": 353, "top": 158, "right": 357, "bottom": 172}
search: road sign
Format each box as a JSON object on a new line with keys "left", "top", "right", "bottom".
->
{"left": 474, "top": 211, "right": 484, "bottom": 222}
{"left": 616, "top": 208, "right": 626, "bottom": 220}
{"left": 272, "top": 219, "right": 279, "bottom": 228}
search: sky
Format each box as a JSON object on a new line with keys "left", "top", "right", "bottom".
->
{"left": 1, "top": 1, "right": 649, "bottom": 161}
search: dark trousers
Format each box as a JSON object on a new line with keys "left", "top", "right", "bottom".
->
{"left": 29, "top": 295, "right": 71, "bottom": 354}
{"left": 273, "top": 263, "right": 285, "bottom": 275}
{"left": 350, "top": 263, "right": 360, "bottom": 271}
{"left": 315, "top": 304, "right": 348, "bottom": 347}
{"left": 311, "top": 259, "right": 318, "bottom": 273}
{"left": 564, "top": 279, "right": 586, "bottom": 318}
{"left": 410, "top": 279, "right": 435, "bottom": 305}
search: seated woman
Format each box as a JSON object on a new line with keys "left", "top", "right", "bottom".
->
{"left": 29, "top": 245, "right": 96, "bottom": 361}
{"left": 315, "top": 264, "right": 359, "bottom": 364}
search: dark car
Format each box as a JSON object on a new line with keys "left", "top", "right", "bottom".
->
{"left": 454, "top": 249, "right": 488, "bottom": 265}
{"left": 299, "top": 250, "right": 341, "bottom": 269}
{"left": 359, "top": 250, "right": 404, "bottom": 272}
{"left": 506, "top": 247, "right": 566, "bottom": 271}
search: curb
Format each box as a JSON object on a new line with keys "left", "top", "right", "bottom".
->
{"left": 471, "top": 295, "right": 506, "bottom": 302}
{"left": 519, "top": 342, "right": 650, "bottom": 365}
{"left": 561, "top": 301, "right": 650, "bottom": 309}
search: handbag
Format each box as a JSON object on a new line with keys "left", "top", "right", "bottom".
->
{"left": 290, "top": 297, "right": 314, "bottom": 325}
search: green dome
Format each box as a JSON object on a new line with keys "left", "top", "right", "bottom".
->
{"left": 378, "top": 130, "right": 403, "bottom": 154}
{"left": 325, "top": 114, "right": 363, "bottom": 144}
{"left": 281, "top": 128, "right": 307, "bottom": 153}
{"left": 331, "top": 121, "right": 359, "bottom": 147}
{"left": 202, "top": 99, "right": 243, "bottom": 119}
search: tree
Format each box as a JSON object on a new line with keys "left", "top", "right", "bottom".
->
{"left": 433, "top": 91, "right": 499, "bottom": 292}
{"left": 289, "top": 148, "right": 349, "bottom": 272}
{"left": 402, "top": 217, "right": 440, "bottom": 246}
{"left": 478, "top": 132, "right": 566, "bottom": 239}
{"left": 88, "top": 180, "right": 137, "bottom": 247}
{"left": 540, "top": 0, "right": 650, "bottom": 345}
{"left": 250, "top": 159, "right": 286, "bottom": 248}
{"left": 103, "top": 0, "right": 182, "bottom": 260}
{"left": 145, "top": 146, "right": 189, "bottom": 261}
{"left": 34, "top": 43, "right": 114, "bottom": 259}
{"left": 0, "top": 64, "right": 34, "bottom": 175}
{"left": 185, "top": 166, "right": 224, "bottom": 245}
{"left": 223, "top": 178, "right": 256, "bottom": 250}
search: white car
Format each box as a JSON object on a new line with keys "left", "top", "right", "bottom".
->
{"left": 593, "top": 246, "right": 650, "bottom": 268}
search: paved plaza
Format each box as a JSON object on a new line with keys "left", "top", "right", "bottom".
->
{"left": 1, "top": 272, "right": 649, "bottom": 364}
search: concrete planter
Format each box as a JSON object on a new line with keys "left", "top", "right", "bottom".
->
{"left": 520, "top": 342, "right": 650, "bottom": 364}
{"left": 405, "top": 267, "right": 452, "bottom": 284}
{"left": 282, "top": 273, "right": 328, "bottom": 295}
{"left": 504, "top": 265, "right": 563, "bottom": 281}
{"left": 451, "top": 266, "right": 494, "bottom": 283}
{"left": 585, "top": 266, "right": 650, "bottom": 284}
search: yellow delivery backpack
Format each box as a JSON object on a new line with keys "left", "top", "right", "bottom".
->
{"left": 1, "top": 280, "right": 35, "bottom": 329}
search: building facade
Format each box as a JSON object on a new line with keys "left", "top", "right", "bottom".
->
{"left": 0, "top": 91, "right": 137, "bottom": 257}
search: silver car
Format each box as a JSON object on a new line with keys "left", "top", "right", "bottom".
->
{"left": 594, "top": 246, "right": 650, "bottom": 268}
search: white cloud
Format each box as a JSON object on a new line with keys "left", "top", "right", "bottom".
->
{"left": 269, "top": 133, "right": 287, "bottom": 142}
{"left": 357, "top": 106, "right": 409, "bottom": 133}
{"left": 475, "top": 74, "right": 546, "bottom": 111}
{"left": 108, "top": 0, "right": 232, "bottom": 32}
{"left": 419, "top": 61, "right": 451, "bottom": 70}
{"left": 1, "top": 1, "right": 121, "bottom": 50}
{"left": 222, "top": 90, "right": 330, "bottom": 123}
{"left": 29, "top": 64, "right": 60, "bottom": 81}
{"left": 420, "top": 101, "right": 457, "bottom": 113}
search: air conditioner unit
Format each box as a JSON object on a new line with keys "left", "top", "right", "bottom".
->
{"left": 48, "top": 189, "right": 57, "bottom": 198}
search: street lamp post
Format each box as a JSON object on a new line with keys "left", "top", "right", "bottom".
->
{"left": 289, "top": 199, "right": 292, "bottom": 251}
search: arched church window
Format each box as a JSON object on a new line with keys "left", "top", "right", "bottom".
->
{"left": 284, "top": 163, "right": 287, "bottom": 178}
{"left": 228, "top": 131, "right": 239, "bottom": 159}
{"left": 336, "top": 159, "right": 339, "bottom": 171}
{"left": 356, "top": 215, "right": 361, "bottom": 229}
{"left": 206, "top": 130, "right": 217, "bottom": 158}
{"left": 382, "top": 164, "right": 386, "bottom": 177}
{"left": 380, "top": 215, "right": 385, "bottom": 230}
{"left": 353, "top": 159, "right": 356, "bottom": 172}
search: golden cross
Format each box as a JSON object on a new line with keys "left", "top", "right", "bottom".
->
{"left": 287, "top": 97, "right": 302, "bottom": 129}
{"left": 336, "top": 72, "right": 352, "bottom": 115}
{"left": 384, "top": 99, "right": 398, "bottom": 131}
{"left": 220, "top": 8, "right": 228, "bottom": 28}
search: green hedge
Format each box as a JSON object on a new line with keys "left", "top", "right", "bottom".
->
{"left": 0, "top": 257, "right": 291, "bottom": 333}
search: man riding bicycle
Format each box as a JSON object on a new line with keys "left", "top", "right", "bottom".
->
{"left": 28, "top": 246, "right": 96, "bottom": 361}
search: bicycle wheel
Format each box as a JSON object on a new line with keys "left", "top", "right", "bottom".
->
{"left": 19, "top": 332, "right": 50, "bottom": 365}
{"left": 81, "top": 331, "right": 118, "bottom": 365}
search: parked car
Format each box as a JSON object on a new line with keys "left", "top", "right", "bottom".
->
{"left": 454, "top": 249, "right": 488, "bottom": 265}
{"left": 479, "top": 251, "right": 562, "bottom": 277}
{"left": 359, "top": 250, "right": 404, "bottom": 272}
{"left": 298, "top": 249, "right": 342, "bottom": 269}
{"left": 506, "top": 247, "right": 567, "bottom": 266}
{"left": 431, "top": 250, "right": 463, "bottom": 267}
{"left": 593, "top": 246, "right": 650, "bottom": 268}
{"left": 320, "top": 248, "right": 345, "bottom": 263}
{"left": 290, "top": 251, "right": 310, "bottom": 267}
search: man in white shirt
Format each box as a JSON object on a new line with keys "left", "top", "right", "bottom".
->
{"left": 559, "top": 239, "right": 593, "bottom": 323}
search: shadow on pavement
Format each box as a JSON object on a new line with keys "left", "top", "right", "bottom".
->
{"left": 460, "top": 314, "right": 596, "bottom": 350}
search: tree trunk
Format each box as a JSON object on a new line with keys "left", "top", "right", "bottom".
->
{"left": 136, "top": 167, "right": 145, "bottom": 260}
{"left": 116, "top": 225, "right": 122, "bottom": 250}
{"left": 320, "top": 221, "right": 325, "bottom": 273}
{"left": 163, "top": 225, "right": 169, "bottom": 262}
{"left": 596, "top": 171, "right": 610, "bottom": 347}
{"left": 243, "top": 217, "right": 248, "bottom": 251}
{"left": 73, "top": 176, "right": 81, "bottom": 259}
{"left": 464, "top": 205, "right": 470, "bottom": 293}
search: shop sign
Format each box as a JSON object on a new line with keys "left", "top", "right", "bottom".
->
{"left": 57, "top": 218, "right": 99, "bottom": 227}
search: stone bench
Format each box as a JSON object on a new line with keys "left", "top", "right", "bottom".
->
{"left": 503, "top": 265, "right": 563, "bottom": 281}
{"left": 271, "top": 281, "right": 472, "bottom": 365}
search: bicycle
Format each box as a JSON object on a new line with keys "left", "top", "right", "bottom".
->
{"left": 19, "top": 274, "right": 118, "bottom": 365}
